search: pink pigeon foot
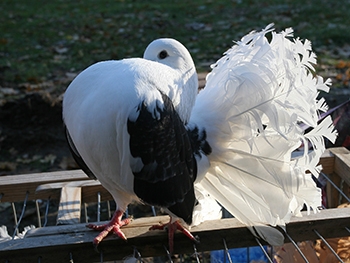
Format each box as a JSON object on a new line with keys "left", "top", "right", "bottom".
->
{"left": 87, "top": 210, "right": 130, "bottom": 247}
{"left": 149, "top": 218, "right": 198, "bottom": 254}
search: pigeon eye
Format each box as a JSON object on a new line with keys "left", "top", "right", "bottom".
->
{"left": 158, "top": 50, "right": 168, "bottom": 59}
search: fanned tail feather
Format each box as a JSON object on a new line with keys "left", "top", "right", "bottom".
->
{"left": 190, "top": 24, "right": 337, "bottom": 245}
{"left": 191, "top": 184, "right": 222, "bottom": 227}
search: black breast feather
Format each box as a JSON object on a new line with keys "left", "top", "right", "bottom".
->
{"left": 127, "top": 93, "right": 197, "bottom": 224}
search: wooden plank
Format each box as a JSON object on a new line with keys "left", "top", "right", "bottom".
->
{"left": 318, "top": 148, "right": 335, "bottom": 175}
{"left": 326, "top": 173, "right": 342, "bottom": 208}
{"left": 320, "top": 148, "right": 350, "bottom": 207}
{"left": 0, "top": 208, "right": 349, "bottom": 263}
{"left": 24, "top": 215, "right": 170, "bottom": 238}
{"left": 285, "top": 208, "right": 350, "bottom": 242}
{"left": 330, "top": 147, "right": 350, "bottom": 186}
{"left": 35, "top": 180, "right": 113, "bottom": 203}
{"left": 56, "top": 186, "right": 81, "bottom": 225}
{"left": 0, "top": 170, "right": 89, "bottom": 202}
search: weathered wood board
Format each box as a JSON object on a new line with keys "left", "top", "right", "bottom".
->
{"left": 0, "top": 208, "right": 349, "bottom": 263}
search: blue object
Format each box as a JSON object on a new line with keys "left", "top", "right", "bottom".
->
{"left": 211, "top": 246, "right": 269, "bottom": 263}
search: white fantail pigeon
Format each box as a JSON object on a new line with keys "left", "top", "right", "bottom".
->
{"left": 63, "top": 24, "right": 337, "bottom": 252}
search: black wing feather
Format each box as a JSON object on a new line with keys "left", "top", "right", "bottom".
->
{"left": 64, "top": 125, "right": 97, "bottom": 180}
{"left": 127, "top": 93, "right": 196, "bottom": 224}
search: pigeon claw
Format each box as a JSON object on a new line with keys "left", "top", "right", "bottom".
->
{"left": 87, "top": 210, "right": 130, "bottom": 248}
{"left": 150, "top": 219, "right": 197, "bottom": 254}
{"left": 172, "top": 221, "right": 197, "bottom": 242}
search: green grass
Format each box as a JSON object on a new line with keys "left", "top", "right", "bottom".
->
{"left": 1, "top": 0, "right": 350, "bottom": 95}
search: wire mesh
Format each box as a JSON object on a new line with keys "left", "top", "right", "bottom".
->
{"left": 285, "top": 232, "right": 310, "bottom": 263}
{"left": 43, "top": 197, "right": 50, "bottom": 227}
{"left": 12, "top": 191, "right": 29, "bottom": 239}
{"left": 254, "top": 238, "right": 273, "bottom": 263}
{"left": 313, "top": 229, "right": 345, "bottom": 263}
{"left": 320, "top": 172, "right": 350, "bottom": 203}
{"left": 222, "top": 239, "right": 233, "bottom": 263}
{"left": 35, "top": 200, "right": 42, "bottom": 228}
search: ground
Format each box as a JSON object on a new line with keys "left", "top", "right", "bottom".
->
{"left": 1, "top": 0, "right": 350, "bottom": 174}
{"left": 0, "top": 93, "right": 74, "bottom": 175}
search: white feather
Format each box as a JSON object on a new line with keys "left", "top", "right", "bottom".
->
{"left": 191, "top": 183, "right": 222, "bottom": 227}
{"left": 190, "top": 24, "right": 337, "bottom": 245}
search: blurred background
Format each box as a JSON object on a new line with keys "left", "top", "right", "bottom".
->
{"left": 1, "top": 0, "right": 350, "bottom": 175}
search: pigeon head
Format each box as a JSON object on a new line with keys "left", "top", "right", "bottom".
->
{"left": 143, "top": 38, "right": 195, "bottom": 73}
{"left": 143, "top": 38, "right": 198, "bottom": 123}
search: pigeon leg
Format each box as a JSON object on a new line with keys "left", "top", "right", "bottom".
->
{"left": 87, "top": 209, "right": 130, "bottom": 246}
{"left": 150, "top": 218, "right": 197, "bottom": 254}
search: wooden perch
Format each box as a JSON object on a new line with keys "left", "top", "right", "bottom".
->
{"left": 0, "top": 170, "right": 90, "bottom": 202}
{"left": 0, "top": 208, "right": 349, "bottom": 263}
{"left": 0, "top": 170, "right": 113, "bottom": 203}
{"left": 35, "top": 179, "right": 113, "bottom": 206}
